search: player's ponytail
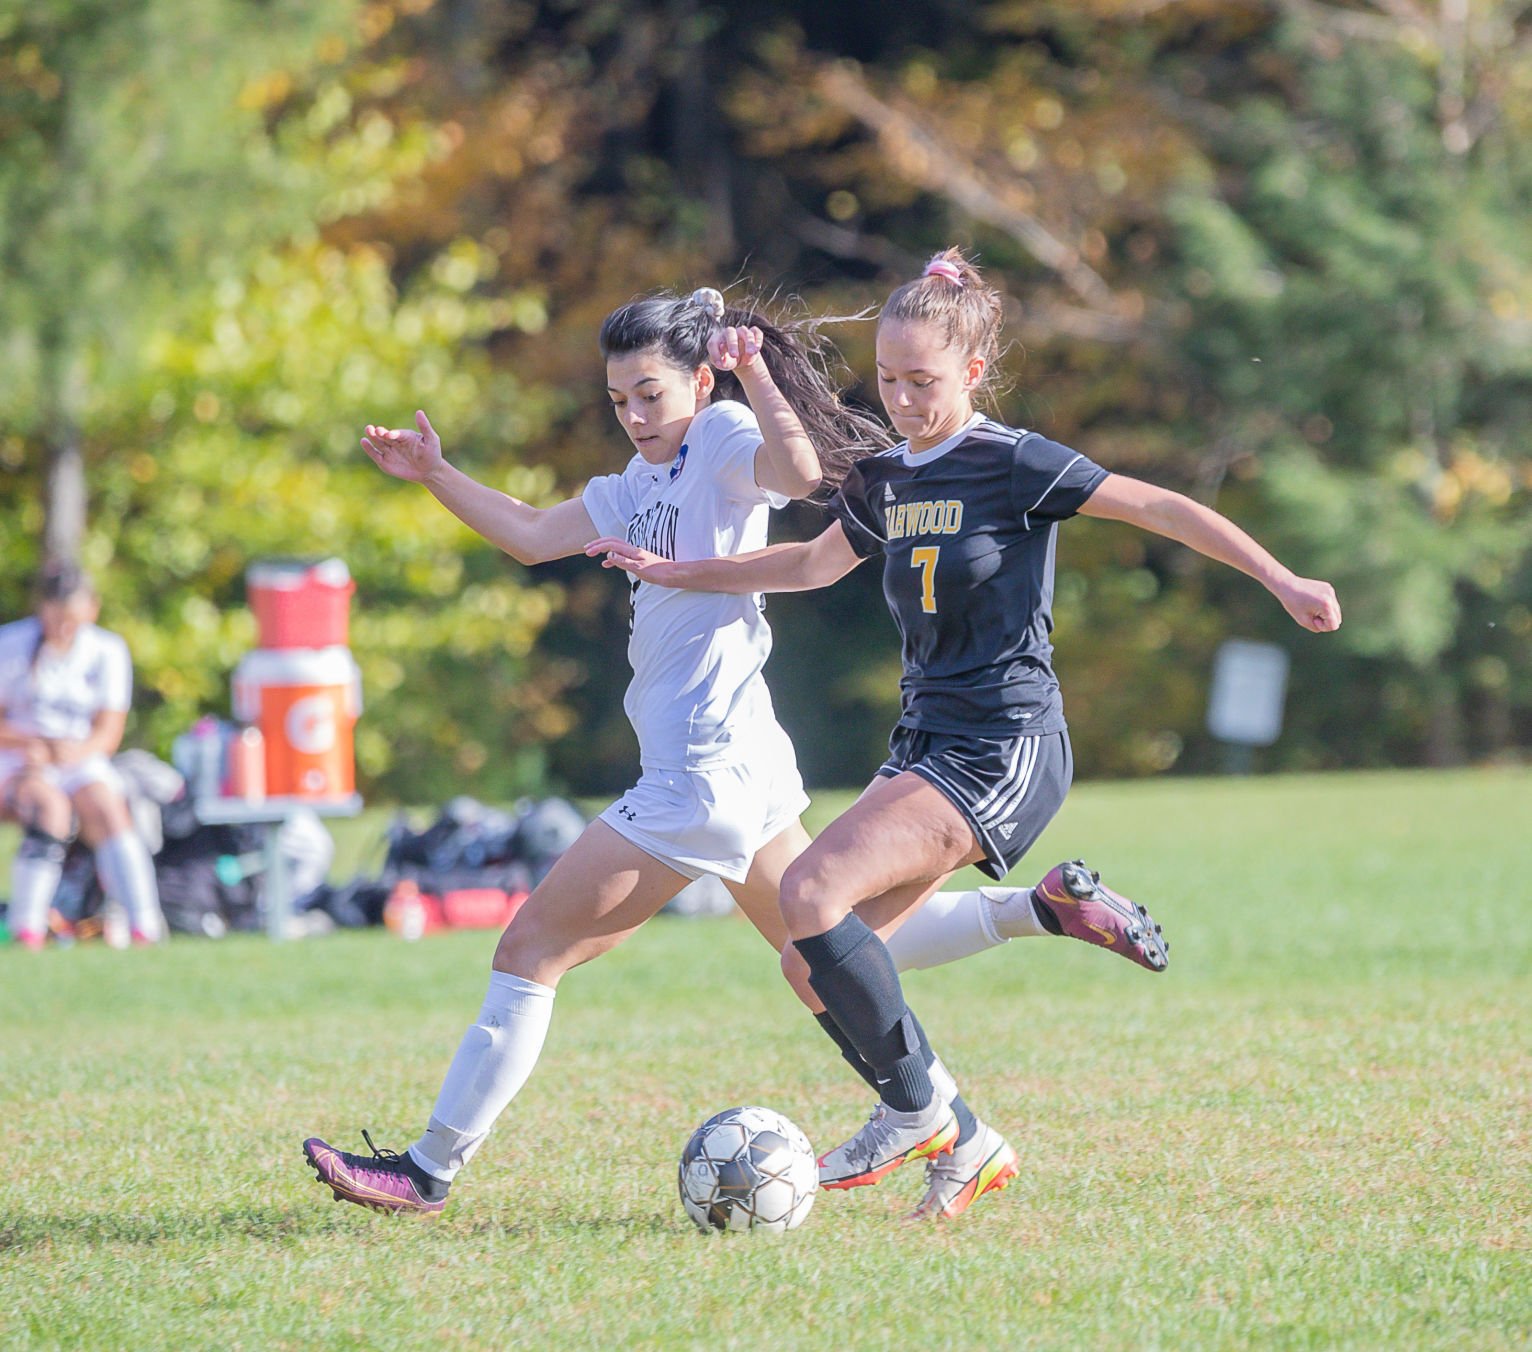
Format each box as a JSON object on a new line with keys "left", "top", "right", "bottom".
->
{"left": 598, "top": 289, "right": 889, "bottom": 494}
{"left": 881, "top": 248, "right": 1008, "bottom": 404}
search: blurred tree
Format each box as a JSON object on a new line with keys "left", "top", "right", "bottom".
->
{"left": 691, "top": 0, "right": 1532, "bottom": 776}
{"left": 1159, "top": 4, "right": 1532, "bottom": 766}
{"left": 0, "top": 0, "right": 348, "bottom": 567}
{"left": 5, "top": 0, "right": 1526, "bottom": 804}
{"left": 0, "top": 1, "right": 576, "bottom": 800}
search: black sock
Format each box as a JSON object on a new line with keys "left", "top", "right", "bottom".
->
{"left": 795, "top": 915, "right": 934, "bottom": 1114}
{"left": 946, "top": 1092, "right": 978, "bottom": 1146}
{"left": 905, "top": 1010, "right": 978, "bottom": 1146}
{"left": 1029, "top": 886, "right": 1064, "bottom": 936}
{"left": 400, "top": 1152, "right": 450, "bottom": 1201}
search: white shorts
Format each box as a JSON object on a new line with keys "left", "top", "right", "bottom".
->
{"left": 600, "top": 730, "right": 809, "bottom": 883}
{"left": 0, "top": 753, "right": 123, "bottom": 801}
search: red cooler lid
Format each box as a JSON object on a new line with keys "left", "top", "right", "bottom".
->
{"left": 247, "top": 558, "right": 353, "bottom": 593}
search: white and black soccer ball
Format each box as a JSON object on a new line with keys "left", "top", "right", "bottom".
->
{"left": 678, "top": 1105, "right": 818, "bottom": 1233}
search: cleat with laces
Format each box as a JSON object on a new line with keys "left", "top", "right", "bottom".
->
{"left": 818, "top": 1097, "right": 958, "bottom": 1191}
{"left": 302, "top": 1131, "right": 448, "bottom": 1216}
{"left": 1032, "top": 859, "right": 1169, "bottom": 973}
{"left": 908, "top": 1120, "right": 1018, "bottom": 1221}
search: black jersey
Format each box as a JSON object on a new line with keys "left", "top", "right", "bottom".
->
{"left": 830, "top": 416, "right": 1107, "bottom": 735}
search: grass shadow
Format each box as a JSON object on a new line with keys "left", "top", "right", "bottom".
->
{"left": 0, "top": 1205, "right": 353, "bottom": 1251}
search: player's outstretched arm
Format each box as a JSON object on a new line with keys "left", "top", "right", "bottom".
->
{"left": 710, "top": 326, "right": 822, "bottom": 500}
{"left": 586, "top": 521, "right": 863, "bottom": 594}
{"left": 1078, "top": 473, "right": 1342, "bottom": 633}
{"left": 361, "top": 410, "right": 597, "bottom": 565}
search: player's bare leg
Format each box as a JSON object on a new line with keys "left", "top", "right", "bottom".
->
{"left": 780, "top": 772, "right": 987, "bottom": 1190}
{"left": 721, "top": 819, "right": 806, "bottom": 955}
{"left": 304, "top": 821, "right": 691, "bottom": 1215}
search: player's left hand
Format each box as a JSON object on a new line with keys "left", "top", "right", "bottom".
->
{"left": 585, "top": 536, "right": 678, "bottom": 584}
{"left": 708, "top": 326, "right": 764, "bottom": 375}
{"left": 1278, "top": 576, "right": 1342, "bottom": 633}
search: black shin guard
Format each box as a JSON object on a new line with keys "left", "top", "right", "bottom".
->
{"left": 814, "top": 1012, "right": 881, "bottom": 1092}
{"left": 796, "top": 915, "right": 934, "bottom": 1113}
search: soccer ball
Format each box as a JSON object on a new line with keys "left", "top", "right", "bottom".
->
{"left": 678, "top": 1105, "right": 818, "bottom": 1233}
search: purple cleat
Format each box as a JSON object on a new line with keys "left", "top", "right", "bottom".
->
{"left": 302, "top": 1131, "right": 448, "bottom": 1216}
{"left": 1032, "top": 860, "right": 1169, "bottom": 973}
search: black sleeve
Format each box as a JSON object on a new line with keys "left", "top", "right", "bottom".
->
{"left": 1010, "top": 435, "right": 1108, "bottom": 525}
{"left": 828, "top": 461, "right": 887, "bottom": 559}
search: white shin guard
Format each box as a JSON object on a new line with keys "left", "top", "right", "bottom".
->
{"left": 408, "top": 970, "right": 556, "bottom": 1183}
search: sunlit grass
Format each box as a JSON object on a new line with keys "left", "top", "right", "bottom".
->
{"left": 2, "top": 768, "right": 1528, "bottom": 1350}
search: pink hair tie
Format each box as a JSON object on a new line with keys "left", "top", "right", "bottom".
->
{"left": 923, "top": 259, "right": 963, "bottom": 286}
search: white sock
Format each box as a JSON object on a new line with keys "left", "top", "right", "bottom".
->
{"left": 884, "top": 887, "right": 1054, "bottom": 972}
{"left": 407, "top": 970, "right": 556, "bottom": 1183}
{"left": 95, "top": 831, "right": 165, "bottom": 940}
{"left": 885, "top": 888, "right": 1006, "bottom": 971}
{"left": 9, "top": 855, "right": 63, "bottom": 937}
{"left": 983, "top": 886, "right": 1053, "bottom": 940}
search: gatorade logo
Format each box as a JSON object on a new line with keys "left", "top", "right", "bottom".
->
{"left": 286, "top": 693, "right": 337, "bottom": 755}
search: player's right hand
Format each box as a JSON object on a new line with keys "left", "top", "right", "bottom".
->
{"left": 361, "top": 410, "right": 444, "bottom": 483}
{"left": 708, "top": 325, "right": 764, "bottom": 375}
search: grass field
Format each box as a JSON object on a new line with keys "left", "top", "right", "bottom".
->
{"left": 2, "top": 768, "right": 1529, "bottom": 1350}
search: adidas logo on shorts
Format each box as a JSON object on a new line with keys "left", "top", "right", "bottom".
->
{"left": 997, "top": 822, "right": 1017, "bottom": 840}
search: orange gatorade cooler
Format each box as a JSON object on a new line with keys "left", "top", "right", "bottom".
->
{"left": 246, "top": 558, "right": 354, "bottom": 650}
{"left": 232, "top": 647, "right": 362, "bottom": 799}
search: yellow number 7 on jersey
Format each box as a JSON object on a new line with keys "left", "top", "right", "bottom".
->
{"left": 910, "top": 546, "right": 940, "bottom": 614}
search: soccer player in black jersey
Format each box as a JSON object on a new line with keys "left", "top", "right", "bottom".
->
{"left": 591, "top": 249, "right": 1342, "bottom": 1220}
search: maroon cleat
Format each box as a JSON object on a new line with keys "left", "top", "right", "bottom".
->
{"left": 302, "top": 1132, "right": 448, "bottom": 1215}
{"left": 1032, "top": 860, "right": 1169, "bottom": 973}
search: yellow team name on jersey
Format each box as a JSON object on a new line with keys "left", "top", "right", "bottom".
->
{"left": 885, "top": 499, "right": 964, "bottom": 540}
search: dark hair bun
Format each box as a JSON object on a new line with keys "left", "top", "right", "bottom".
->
{"left": 35, "top": 559, "right": 93, "bottom": 602}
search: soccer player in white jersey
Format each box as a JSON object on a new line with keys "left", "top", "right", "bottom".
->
{"left": 592, "top": 249, "right": 1342, "bottom": 1220}
{"left": 303, "top": 286, "right": 1073, "bottom": 1215}
{"left": 0, "top": 561, "right": 166, "bottom": 949}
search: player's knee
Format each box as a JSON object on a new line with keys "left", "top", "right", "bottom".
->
{"left": 37, "top": 801, "right": 72, "bottom": 839}
{"left": 777, "top": 857, "right": 841, "bottom": 938}
{"left": 490, "top": 915, "right": 541, "bottom": 976}
{"left": 14, "top": 783, "right": 71, "bottom": 838}
{"left": 74, "top": 787, "right": 129, "bottom": 842}
{"left": 490, "top": 906, "right": 584, "bottom": 983}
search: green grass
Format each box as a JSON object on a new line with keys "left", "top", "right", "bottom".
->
{"left": 2, "top": 768, "right": 1529, "bottom": 1350}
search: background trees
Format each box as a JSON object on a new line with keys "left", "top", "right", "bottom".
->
{"left": 3, "top": 0, "right": 1527, "bottom": 798}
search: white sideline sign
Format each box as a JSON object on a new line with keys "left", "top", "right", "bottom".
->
{"left": 1206, "top": 639, "right": 1290, "bottom": 747}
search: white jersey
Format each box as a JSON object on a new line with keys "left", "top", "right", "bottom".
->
{"left": 582, "top": 399, "right": 788, "bottom": 771}
{"left": 0, "top": 617, "right": 133, "bottom": 741}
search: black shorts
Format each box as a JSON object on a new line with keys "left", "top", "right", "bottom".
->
{"left": 877, "top": 726, "right": 1072, "bottom": 880}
